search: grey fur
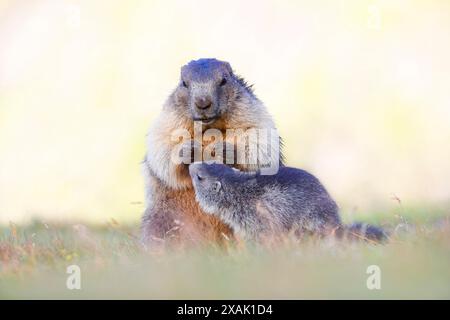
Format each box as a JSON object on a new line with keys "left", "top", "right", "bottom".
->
{"left": 189, "top": 163, "right": 387, "bottom": 242}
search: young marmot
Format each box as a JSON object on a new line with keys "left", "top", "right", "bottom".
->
{"left": 189, "top": 162, "right": 387, "bottom": 242}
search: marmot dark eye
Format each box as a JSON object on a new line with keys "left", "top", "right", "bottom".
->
{"left": 219, "top": 78, "right": 227, "bottom": 86}
{"left": 182, "top": 81, "right": 188, "bottom": 88}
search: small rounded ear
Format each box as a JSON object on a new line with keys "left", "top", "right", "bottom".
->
{"left": 223, "top": 61, "right": 233, "bottom": 76}
{"left": 213, "top": 181, "right": 222, "bottom": 193}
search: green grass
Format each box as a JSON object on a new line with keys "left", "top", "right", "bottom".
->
{"left": 1, "top": 210, "right": 450, "bottom": 299}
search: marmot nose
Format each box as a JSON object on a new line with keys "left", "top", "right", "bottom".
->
{"left": 188, "top": 162, "right": 202, "bottom": 178}
{"left": 195, "top": 97, "right": 212, "bottom": 110}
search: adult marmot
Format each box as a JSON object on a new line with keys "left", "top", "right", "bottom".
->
{"left": 189, "top": 162, "right": 387, "bottom": 242}
{"left": 141, "top": 58, "right": 283, "bottom": 247}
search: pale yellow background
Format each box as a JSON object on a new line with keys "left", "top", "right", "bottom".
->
{"left": 1, "top": 0, "right": 449, "bottom": 223}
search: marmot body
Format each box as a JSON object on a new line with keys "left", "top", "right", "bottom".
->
{"left": 189, "top": 163, "right": 386, "bottom": 242}
{"left": 141, "top": 59, "right": 283, "bottom": 247}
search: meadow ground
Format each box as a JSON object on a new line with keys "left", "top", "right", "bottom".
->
{"left": 1, "top": 208, "right": 449, "bottom": 299}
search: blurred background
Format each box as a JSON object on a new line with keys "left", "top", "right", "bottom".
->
{"left": 1, "top": 0, "right": 449, "bottom": 224}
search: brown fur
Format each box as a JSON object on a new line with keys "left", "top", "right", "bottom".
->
{"left": 141, "top": 174, "right": 232, "bottom": 247}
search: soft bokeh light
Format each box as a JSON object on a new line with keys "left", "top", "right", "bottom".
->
{"left": 1, "top": 0, "right": 449, "bottom": 223}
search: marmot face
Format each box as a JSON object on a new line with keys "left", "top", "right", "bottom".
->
{"left": 188, "top": 162, "right": 256, "bottom": 214}
{"left": 188, "top": 162, "right": 231, "bottom": 214}
{"left": 174, "top": 58, "right": 243, "bottom": 127}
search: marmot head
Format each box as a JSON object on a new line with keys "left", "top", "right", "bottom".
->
{"left": 174, "top": 58, "right": 254, "bottom": 126}
{"left": 189, "top": 162, "right": 256, "bottom": 214}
